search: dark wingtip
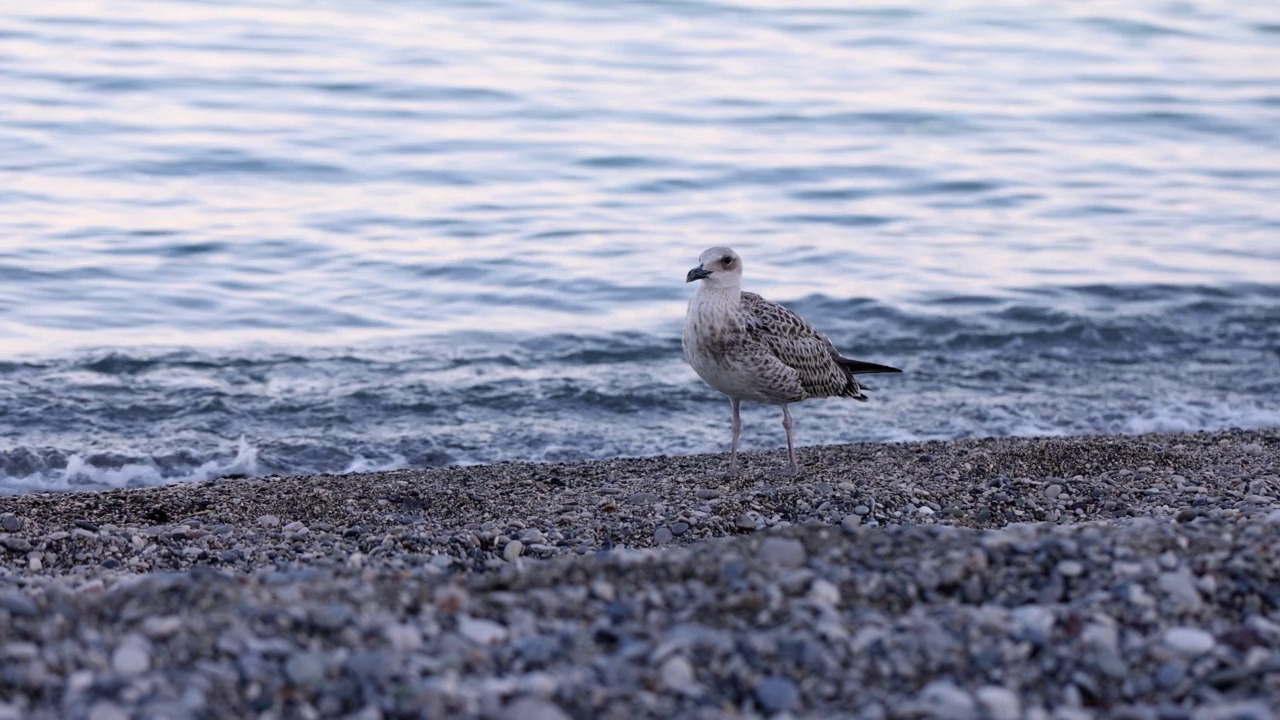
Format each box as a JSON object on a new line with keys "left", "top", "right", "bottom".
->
{"left": 837, "top": 357, "right": 903, "bottom": 375}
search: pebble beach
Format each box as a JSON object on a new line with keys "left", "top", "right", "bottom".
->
{"left": 2, "top": 429, "right": 1279, "bottom": 719}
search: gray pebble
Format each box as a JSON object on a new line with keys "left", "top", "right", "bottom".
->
{"left": 1056, "top": 560, "right": 1084, "bottom": 578}
{"left": 285, "top": 652, "right": 327, "bottom": 687}
{"left": 0, "top": 594, "right": 38, "bottom": 617}
{"left": 87, "top": 702, "right": 130, "bottom": 720}
{"left": 1159, "top": 570, "right": 1204, "bottom": 612}
{"left": 919, "top": 680, "right": 976, "bottom": 718}
{"left": 310, "top": 604, "right": 351, "bottom": 632}
{"left": 256, "top": 515, "right": 280, "bottom": 528}
{"left": 0, "top": 516, "right": 20, "bottom": 532}
{"left": 735, "top": 512, "right": 758, "bottom": 530}
{"left": 853, "top": 505, "right": 870, "bottom": 516}
{"left": 654, "top": 527, "right": 674, "bottom": 545}
{"left": 628, "top": 492, "right": 660, "bottom": 505}
{"left": 841, "top": 514, "right": 862, "bottom": 530}
{"left": 670, "top": 521, "right": 690, "bottom": 536}
{"left": 758, "top": 537, "right": 806, "bottom": 567}
{"left": 1044, "top": 484, "right": 1062, "bottom": 500}
{"left": 502, "top": 697, "right": 570, "bottom": 720}
{"left": 1156, "top": 662, "right": 1185, "bottom": 688}
{"left": 753, "top": 675, "right": 800, "bottom": 713}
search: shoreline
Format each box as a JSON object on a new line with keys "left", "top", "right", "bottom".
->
{"left": 2, "top": 428, "right": 1278, "bottom": 718}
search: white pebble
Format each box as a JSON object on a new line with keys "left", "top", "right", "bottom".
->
{"left": 975, "top": 685, "right": 1021, "bottom": 720}
{"left": 141, "top": 616, "right": 184, "bottom": 639}
{"left": 1164, "top": 627, "right": 1215, "bottom": 656}
{"left": 808, "top": 578, "right": 841, "bottom": 606}
{"left": 256, "top": 515, "right": 280, "bottom": 528}
{"left": 1056, "top": 560, "right": 1084, "bottom": 578}
{"left": 459, "top": 615, "right": 508, "bottom": 645}
{"left": 502, "top": 697, "right": 569, "bottom": 720}
{"left": 111, "top": 636, "right": 151, "bottom": 675}
{"left": 503, "top": 540, "right": 524, "bottom": 562}
{"left": 383, "top": 624, "right": 422, "bottom": 651}
{"left": 659, "top": 655, "right": 695, "bottom": 691}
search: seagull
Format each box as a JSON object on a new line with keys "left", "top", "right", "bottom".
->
{"left": 682, "top": 246, "right": 902, "bottom": 477}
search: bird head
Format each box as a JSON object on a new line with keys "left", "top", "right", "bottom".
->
{"left": 686, "top": 246, "right": 742, "bottom": 289}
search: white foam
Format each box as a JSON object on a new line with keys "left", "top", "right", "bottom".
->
{"left": 0, "top": 437, "right": 260, "bottom": 495}
{"left": 1123, "top": 402, "right": 1280, "bottom": 436}
{"left": 342, "top": 453, "right": 409, "bottom": 474}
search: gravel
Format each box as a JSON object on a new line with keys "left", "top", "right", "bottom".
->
{"left": 1, "top": 428, "right": 1279, "bottom": 718}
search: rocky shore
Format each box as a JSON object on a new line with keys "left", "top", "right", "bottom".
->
{"left": 1, "top": 429, "right": 1278, "bottom": 719}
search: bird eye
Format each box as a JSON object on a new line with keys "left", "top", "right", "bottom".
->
{"left": 721, "top": 256, "right": 733, "bottom": 266}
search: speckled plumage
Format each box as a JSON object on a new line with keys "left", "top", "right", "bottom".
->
{"left": 682, "top": 246, "right": 901, "bottom": 476}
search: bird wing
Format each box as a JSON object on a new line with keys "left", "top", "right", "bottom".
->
{"left": 740, "top": 291, "right": 860, "bottom": 399}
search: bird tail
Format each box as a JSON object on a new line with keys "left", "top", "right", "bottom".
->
{"left": 835, "top": 357, "right": 903, "bottom": 375}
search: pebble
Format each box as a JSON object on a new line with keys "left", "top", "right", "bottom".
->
{"left": 753, "top": 675, "right": 800, "bottom": 714}
{"left": 141, "top": 615, "right": 184, "bottom": 638}
{"left": 285, "top": 652, "right": 327, "bottom": 687}
{"left": 503, "top": 539, "right": 525, "bottom": 561}
{"left": 1056, "top": 560, "right": 1084, "bottom": 578}
{"left": 458, "top": 615, "right": 508, "bottom": 645}
{"left": 502, "top": 697, "right": 570, "bottom": 720}
{"left": 919, "top": 680, "right": 976, "bottom": 718}
{"left": 1044, "top": 484, "right": 1062, "bottom": 500}
{"left": 1164, "top": 627, "right": 1216, "bottom": 656}
{"left": 87, "top": 702, "right": 130, "bottom": 720}
{"left": 653, "top": 527, "right": 674, "bottom": 545}
{"left": 757, "top": 537, "right": 806, "bottom": 567}
{"left": 841, "top": 514, "right": 861, "bottom": 530}
{"left": 975, "top": 686, "right": 1021, "bottom": 720}
{"left": 808, "top": 578, "right": 840, "bottom": 606}
{"left": 853, "top": 505, "right": 870, "bottom": 516}
{"left": 670, "top": 521, "right": 690, "bottom": 536}
{"left": 0, "top": 594, "right": 38, "bottom": 617}
{"left": 111, "top": 636, "right": 151, "bottom": 675}
{"left": 735, "top": 512, "right": 758, "bottom": 530}
{"left": 256, "top": 515, "right": 280, "bottom": 528}
{"left": 628, "top": 492, "right": 659, "bottom": 505}
{"left": 1158, "top": 570, "right": 1204, "bottom": 612}
{"left": 659, "top": 655, "right": 695, "bottom": 692}
{"left": 0, "top": 516, "right": 20, "bottom": 532}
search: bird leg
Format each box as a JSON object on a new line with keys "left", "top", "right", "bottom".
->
{"left": 773, "top": 404, "right": 800, "bottom": 477}
{"left": 728, "top": 398, "right": 742, "bottom": 477}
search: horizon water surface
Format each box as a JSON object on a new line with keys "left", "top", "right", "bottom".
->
{"left": 2, "top": 0, "right": 1279, "bottom": 493}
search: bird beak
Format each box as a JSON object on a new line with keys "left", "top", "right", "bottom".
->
{"left": 686, "top": 266, "right": 711, "bottom": 283}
